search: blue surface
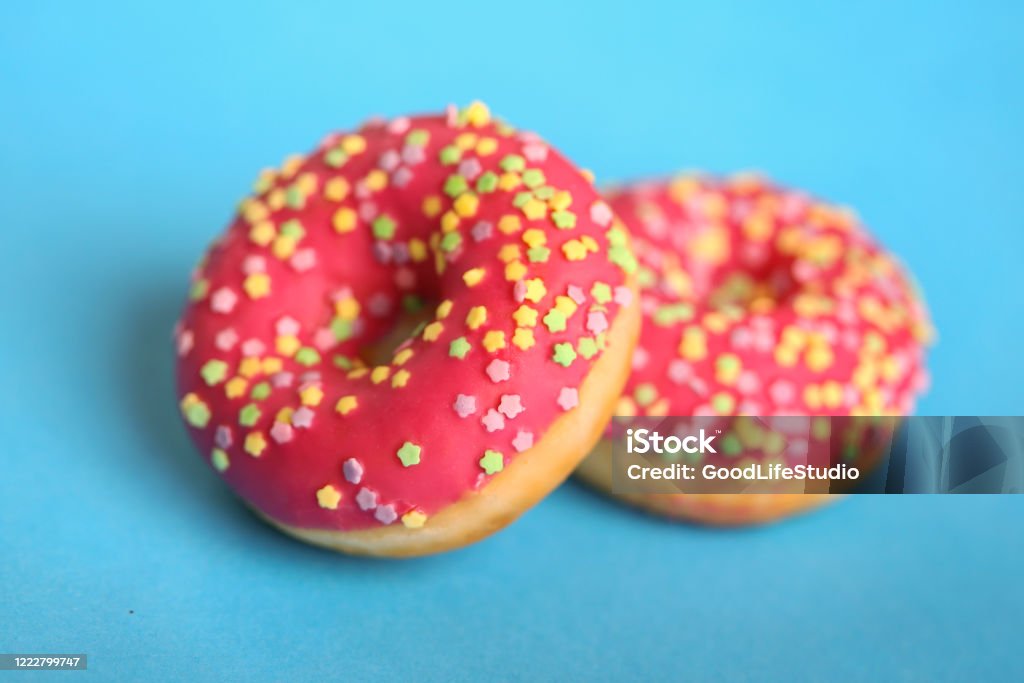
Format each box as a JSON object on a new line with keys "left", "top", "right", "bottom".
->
{"left": 2, "top": 1, "right": 1022, "bottom": 680}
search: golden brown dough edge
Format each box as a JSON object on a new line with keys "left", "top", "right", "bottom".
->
{"left": 255, "top": 283, "right": 642, "bottom": 557}
{"left": 574, "top": 439, "right": 836, "bottom": 526}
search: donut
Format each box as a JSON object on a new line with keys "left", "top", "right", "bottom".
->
{"left": 575, "top": 174, "right": 933, "bottom": 524}
{"left": 174, "top": 103, "right": 641, "bottom": 556}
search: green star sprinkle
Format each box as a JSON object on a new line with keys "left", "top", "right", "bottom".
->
{"left": 552, "top": 343, "right": 577, "bottom": 367}
{"left": 543, "top": 309, "right": 567, "bottom": 333}
{"left": 280, "top": 219, "right": 306, "bottom": 240}
{"left": 653, "top": 303, "right": 695, "bottom": 326}
{"left": 609, "top": 245, "right": 638, "bottom": 273}
{"left": 324, "top": 148, "right": 348, "bottom": 168}
{"left": 440, "top": 231, "right": 463, "bottom": 253}
{"left": 522, "top": 169, "right": 545, "bottom": 188}
{"left": 533, "top": 186, "right": 555, "bottom": 200}
{"left": 200, "top": 360, "right": 228, "bottom": 386}
{"left": 721, "top": 434, "right": 743, "bottom": 457}
{"left": 285, "top": 185, "right": 306, "bottom": 210}
{"left": 250, "top": 381, "right": 271, "bottom": 401}
{"left": 239, "top": 404, "right": 261, "bottom": 427}
{"left": 295, "top": 347, "right": 321, "bottom": 367}
{"left": 439, "top": 145, "right": 462, "bottom": 165}
{"left": 405, "top": 129, "right": 429, "bottom": 147}
{"left": 606, "top": 226, "right": 628, "bottom": 246}
{"left": 527, "top": 246, "right": 550, "bottom": 263}
{"left": 397, "top": 441, "right": 422, "bottom": 467}
{"left": 634, "top": 383, "right": 657, "bottom": 407}
{"left": 184, "top": 401, "right": 211, "bottom": 428}
{"left": 189, "top": 278, "right": 209, "bottom": 301}
{"left": 331, "top": 318, "right": 354, "bottom": 342}
{"left": 449, "top": 336, "right": 471, "bottom": 359}
{"left": 552, "top": 211, "right": 576, "bottom": 229}
{"left": 577, "top": 337, "right": 599, "bottom": 359}
{"left": 443, "top": 175, "right": 469, "bottom": 198}
{"left": 476, "top": 171, "right": 499, "bottom": 193}
{"left": 512, "top": 191, "right": 532, "bottom": 208}
{"left": 211, "top": 448, "right": 230, "bottom": 472}
{"left": 500, "top": 154, "right": 525, "bottom": 173}
{"left": 372, "top": 215, "right": 397, "bottom": 240}
{"left": 591, "top": 282, "right": 612, "bottom": 304}
{"left": 479, "top": 450, "right": 504, "bottom": 475}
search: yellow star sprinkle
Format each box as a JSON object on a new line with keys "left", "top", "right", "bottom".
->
{"left": 316, "top": 485, "right": 342, "bottom": 510}
{"left": 335, "top": 395, "right": 358, "bottom": 415}
{"left": 335, "top": 297, "right": 360, "bottom": 320}
{"left": 463, "top": 100, "right": 491, "bottom": 127}
{"left": 463, "top": 268, "right": 486, "bottom": 287}
{"left": 504, "top": 261, "right": 527, "bottom": 282}
{"left": 554, "top": 296, "right": 578, "bottom": 317}
{"left": 513, "top": 305, "right": 538, "bottom": 327}
{"left": 244, "top": 432, "right": 267, "bottom": 457}
{"left": 521, "top": 198, "right": 547, "bottom": 221}
{"left": 332, "top": 207, "right": 357, "bottom": 233}
{"left": 370, "top": 366, "right": 391, "bottom": 384}
{"left": 392, "top": 369, "right": 411, "bottom": 388}
{"left": 324, "top": 177, "right": 350, "bottom": 202}
{"left": 271, "top": 235, "right": 296, "bottom": 259}
{"left": 436, "top": 300, "right": 454, "bottom": 319}
{"left": 440, "top": 210, "right": 460, "bottom": 233}
{"left": 249, "top": 221, "right": 276, "bottom": 246}
{"left": 562, "top": 239, "right": 588, "bottom": 261}
{"left": 299, "top": 385, "right": 324, "bottom": 406}
{"left": 498, "top": 172, "right": 522, "bottom": 191}
{"left": 225, "top": 377, "right": 248, "bottom": 399}
{"left": 466, "top": 306, "right": 488, "bottom": 330}
{"left": 243, "top": 273, "right": 270, "bottom": 299}
{"left": 512, "top": 327, "right": 535, "bottom": 350}
{"left": 261, "top": 357, "right": 283, "bottom": 374}
{"left": 409, "top": 238, "right": 428, "bottom": 262}
{"left": 476, "top": 138, "right": 498, "bottom": 156}
{"left": 402, "top": 510, "right": 428, "bottom": 528}
{"left": 524, "top": 278, "right": 546, "bottom": 302}
{"left": 499, "top": 215, "right": 522, "bottom": 235}
{"left": 522, "top": 228, "right": 546, "bottom": 248}
{"left": 422, "top": 195, "right": 442, "bottom": 218}
{"left": 422, "top": 321, "right": 444, "bottom": 342}
{"left": 393, "top": 348, "right": 414, "bottom": 366}
{"left": 275, "top": 335, "right": 301, "bottom": 356}
{"left": 341, "top": 135, "right": 366, "bottom": 155}
{"left": 498, "top": 244, "right": 521, "bottom": 262}
{"left": 238, "top": 357, "right": 261, "bottom": 378}
{"left": 453, "top": 193, "right": 479, "bottom": 218}
{"left": 548, "top": 190, "right": 572, "bottom": 211}
{"left": 483, "top": 331, "right": 506, "bottom": 352}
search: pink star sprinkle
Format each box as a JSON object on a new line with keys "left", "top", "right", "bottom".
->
{"left": 210, "top": 287, "right": 238, "bottom": 314}
{"left": 586, "top": 311, "right": 608, "bottom": 334}
{"left": 343, "top": 458, "right": 364, "bottom": 485}
{"left": 481, "top": 409, "right": 505, "bottom": 433}
{"left": 511, "top": 430, "right": 534, "bottom": 453}
{"left": 557, "top": 387, "right": 579, "bottom": 411}
{"left": 291, "top": 407, "right": 315, "bottom": 429}
{"left": 453, "top": 394, "right": 477, "bottom": 418}
{"left": 270, "top": 422, "right": 294, "bottom": 444}
{"left": 486, "top": 359, "right": 511, "bottom": 383}
{"left": 356, "top": 488, "right": 377, "bottom": 510}
{"left": 497, "top": 394, "right": 524, "bottom": 419}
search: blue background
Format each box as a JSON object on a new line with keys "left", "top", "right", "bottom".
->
{"left": 2, "top": 1, "right": 1022, "bottom": 680}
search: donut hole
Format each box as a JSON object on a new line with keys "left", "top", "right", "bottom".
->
{"left": 358, "top": 296, "right": 438, "bottom": 367}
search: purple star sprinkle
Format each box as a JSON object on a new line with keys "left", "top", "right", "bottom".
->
{"left": 343, "top": 458, "right": 364, "bottom": 485}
